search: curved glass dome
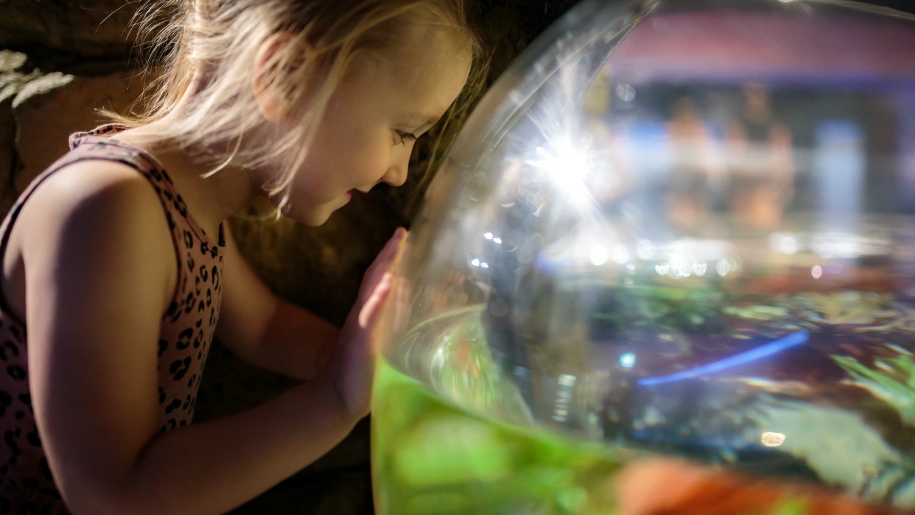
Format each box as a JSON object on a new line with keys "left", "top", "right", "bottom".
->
{"left": 373, "top": 0, "right": 915, "bottom": 512}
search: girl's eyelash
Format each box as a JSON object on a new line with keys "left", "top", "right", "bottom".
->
{"left": 395, "top": 130, "right": 418, "bottom": 146}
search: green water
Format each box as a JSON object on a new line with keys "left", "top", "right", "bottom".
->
{"left": 371, "top": 358, "right": 624, "bottom": 515}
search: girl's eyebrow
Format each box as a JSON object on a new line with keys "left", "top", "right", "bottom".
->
{"left": 405, "top": 113, "right": 441, "bottom": 131}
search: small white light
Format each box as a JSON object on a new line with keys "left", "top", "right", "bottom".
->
{"left": 811, "top": 265, "right": 823, "bottom": 279}
{"left": 761, "top": 432, "right": 786, "bottom": 447}
{"left": 619, "top": 352, "right": 636, "bottom": 368}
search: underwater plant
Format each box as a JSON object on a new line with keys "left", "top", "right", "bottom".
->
{"left": 833, "top": 353, "right": 915, "bottom": 426}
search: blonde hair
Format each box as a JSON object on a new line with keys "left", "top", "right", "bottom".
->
{"left": 116, "top": 0, "right": 486, "bottom": 210}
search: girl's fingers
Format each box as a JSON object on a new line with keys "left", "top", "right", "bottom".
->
{"left": 358, "top": 272, "right": 392, "bottom": 328}
{"left": 373, "top": 227, "right": 408, "bottom": 269}
{"left": 361, "top": 228, "right": 408, "bottom": 298}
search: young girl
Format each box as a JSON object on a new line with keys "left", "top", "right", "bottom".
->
{"left": 0, "top": 0, "right": 481, "bottom": 512}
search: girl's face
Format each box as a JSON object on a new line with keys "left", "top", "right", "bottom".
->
{"left": 279, "top": 25, "right": 473, "bottom": 226}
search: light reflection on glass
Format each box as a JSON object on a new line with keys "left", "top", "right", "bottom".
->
{"left": 761, "top": 432, "right": 787, "bottom": 447}
{"left": 811, "top": 265, "right": 823, "bottom": 279}
{"left": 590, "top": 244, "right": 609, "bottom": 266}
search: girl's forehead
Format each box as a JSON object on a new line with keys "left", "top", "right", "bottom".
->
{"left": 384, "top": 13, "right": 471, "bottom": 56}
{"left": 349, "top": 30, "right": 470, "bottom": 121}
{"left": 389, "top": 26, "right": 472, "bottom": 75}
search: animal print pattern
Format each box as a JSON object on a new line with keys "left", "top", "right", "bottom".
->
{"left": 0, "top": 125, "right": 225, "bottom": 513}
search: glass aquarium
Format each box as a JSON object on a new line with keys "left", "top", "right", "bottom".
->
{"left": 371, "top": 0, "right": 915, "bottom": 513}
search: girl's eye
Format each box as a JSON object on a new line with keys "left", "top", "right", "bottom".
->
{"left": 394, "top": 130, "right": 418, "bottom": 146}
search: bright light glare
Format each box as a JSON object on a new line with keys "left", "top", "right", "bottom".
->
{"left": 590, "top": 244, "right": 609, "bottom": 266}
{"left": 533, "top": 142, "right": 590, "bottom": 182}
{"left": 620, "top": 352, "right": 636, "bottom": 368}
{"left": 528, "top": 140, "right": 595, "bottom": 205}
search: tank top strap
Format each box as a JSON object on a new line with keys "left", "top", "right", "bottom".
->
{"left": 0, "top": 124, "right": 225, "bottom": 317}
{"left": 67, "top": 125, "right": 225, "bottom": 247}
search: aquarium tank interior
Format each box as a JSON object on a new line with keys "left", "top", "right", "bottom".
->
{"left": 371, "top": 0, "right": 915, "bottom": 513}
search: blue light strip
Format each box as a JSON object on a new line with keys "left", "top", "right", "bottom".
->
{"left": 636, "top": 330, "right": 810, "bottom": 386}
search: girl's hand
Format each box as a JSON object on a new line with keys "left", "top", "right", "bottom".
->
{"left": 328, "top": 227, "right": 408, "bottom": 417}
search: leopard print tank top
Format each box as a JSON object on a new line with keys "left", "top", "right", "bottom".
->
{"left": 0, "top": 125, "right": 225, "bottom": 513}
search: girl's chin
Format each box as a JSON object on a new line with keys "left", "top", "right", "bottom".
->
{"left": 266, "top": 194, "right": 351, "bottom": 227}
{"left": 278, "top": 203, "right": 335, "bottom": 227}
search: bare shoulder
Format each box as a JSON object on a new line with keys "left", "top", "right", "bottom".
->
{"left": 8, "top": 159, "right": 177, "bottom": 318}
{"left": 18, "top": 159, "right": 171, "bottom": 246}
{"left": 24, "top": 159, "right": 163, "bottom": 215}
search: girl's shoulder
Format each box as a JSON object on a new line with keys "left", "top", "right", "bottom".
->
{"left": 21, "top": 156, "right": 170, "bottom": 234}
{"left": 4, "top": 150, "right": 178, "bottom": 327}
{"left": 14, "top": 143, "right": 176, "bottom": 268}
{"left": 16, "top": 153, "right": 176, "bottom": 269}
{"left": 18, "top": 125, "right": 177, "bottom": 241}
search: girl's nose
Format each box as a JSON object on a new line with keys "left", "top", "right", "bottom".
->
{"left": 382, "top": 155, "right": 409, "bottom": 187}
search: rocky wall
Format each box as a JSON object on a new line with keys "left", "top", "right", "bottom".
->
{"left": 0, "top": 1, "right": 577, "bottom": 512}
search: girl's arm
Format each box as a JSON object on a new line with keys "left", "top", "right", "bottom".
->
{"left": 21, "top": 162, "right": 397, "bottom": 514}
{"left": 215, "top": 224, "right": 405, "bottom": 381}
{"left": 215, "top": 224, "right": 405, "bottom": 379}
{"left": 213, "top": 227, "right": 341, "bottom": 380}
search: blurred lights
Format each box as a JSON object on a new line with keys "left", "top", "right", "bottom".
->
{"left": 553, "top": 374, "right": 577, "bottom": 422}
{"left": 655, "top": 255, "right": 709, "bottom": 278}
{"left": 716, "top": 258, "right": 740, "bottom": 277}
{"left": 810, "top": 232, "right": 889, "bottom": 259}
{"left": 612, "top": 246, "right": 630, "bottom": 265}
{"left": 811, "top": 265, "right": 823, "bottom": 279}
{"left": 761, "top": 432, "right": 786, "bottom": 447}
{"left": 619, "top": 352, "right": 636, "bottom": 368}
{"left": 471, "top": 258, "right": 490, "bottom": 269}
{"left": 484, "top": 232, "right": 503, "bottom": 244}
{"left": 590, "top": 244, "right": 609, "bottom": 266}
{"left": 769, "top": 232, "right": 798, "bottom": 254}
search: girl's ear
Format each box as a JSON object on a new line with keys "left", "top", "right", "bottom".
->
{"left": 253, "top": 32, "right": 311, "bottom": 121}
